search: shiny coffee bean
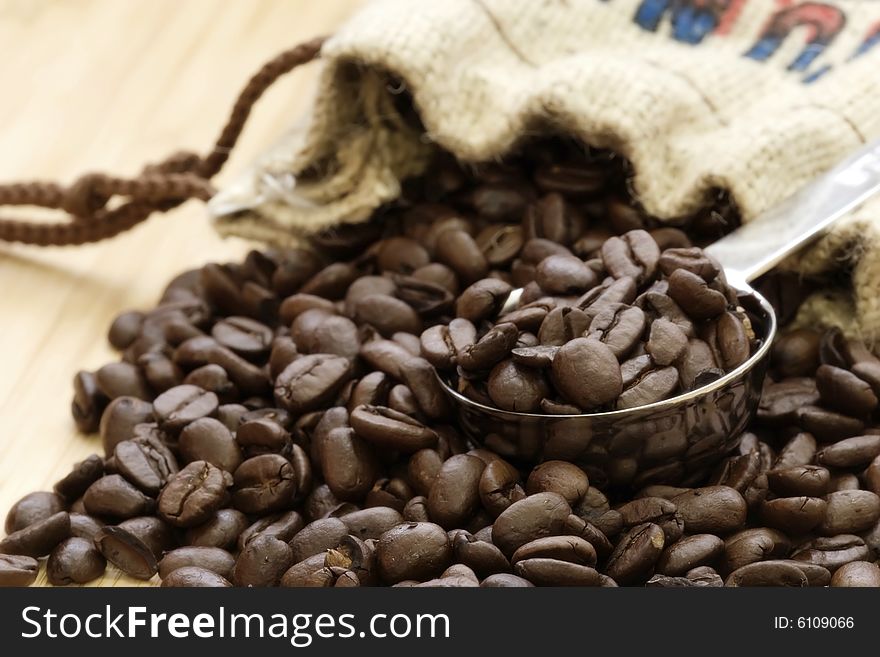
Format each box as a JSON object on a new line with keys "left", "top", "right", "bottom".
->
{"left": 47, "top": 538, "right": 106, "bottom": 585}
{"left": 0, "top": 554, "right": 39, "bottom": 587}
{"left": 94, "top": 526, "right": 158, "bottom": 580}
{"left": 158, "top": 461, "right": 231, "bottom": 527}
{"left": 376, "top": 522, "right": 452, "bottom": 584}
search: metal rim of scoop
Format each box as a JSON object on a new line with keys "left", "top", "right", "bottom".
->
{"left": 436, "top": 286, "right": 777, "bottom": 420}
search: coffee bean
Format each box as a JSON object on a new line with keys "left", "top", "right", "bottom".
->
{"left": 819, "top": 490, "right": 880, "bottom": 535}
{"left": 239, "top": 511, "right": 305, "bottom": 548}
{"left": 480, "top": 573, "right": 534, "bottom": 587}
{"left": 0, "top": 554, "right": 39, "bottom": 587}
{"left": 114, "top": 435, "right": 179, "bottom": 495}
{"left": 766, "top": 465, "right": 830, "bottom": 497}
{"left": 0, "top": 512, "right": 70, "bottom": 558}
{"left": 96, "top": 362, "right": 152, "bottom": 401}
{"left": 5, "top": 491, "right": 65, "bottom": 534}
{"left": 791, "top": 535, "right": 870, "bottom": 572}
{"left": 725, "top": 560, "right": 808, "bottom": 587}
{"left": 487, "top": 360, "right": 550, "bottom": 413}
{"left": 492, "top": 493, "right": 571, "bottom": 557}
{"left": 94, "top": 526, "right": 158, "bottom": 580}
{"left": 47, "top": 537, "right": 106, "bottom": 585}
{"left": 99, "top": 396, "right": 155, "bottom": 455}
{"left": 656, "top": 534, "right": 724, "bottom": 576}
{"left": 514, "top": 558, "right": 600, "bottom": 586}
{"left": 479, "top": 459, "right": 526, "bottom": 517}
{"left": 601, "top": 230, "right": 659, "bottom": 284}
{"left": 658, "top": 247, "right": 719, "bottom": 281}
{"left": 830, "top": 561, "right": 880, "bottom": 587}
{"left": 605, "top": 522, "right": 665, "bottom": 584}
{"left": 771, "top": 329, "right": 821, "bottom": 378}
{"left": 427, "top": 455, "right": 486, "bottom": 529}
{"left": 645, "top": 318, "right": 688, "bottom": 366}
{"left": 178, "top": 417, "right": 242, "bottom": 472}
{"left": 159, "top": 547, "right": 235, "bottom": 580}
{"left": 212, "top": 316, "right": 273, "bottom": 358}
{"left": 72, "top": 371, "right": 108, "bottom": 433}
{"left": 536, "top": 255, "right": 597, "bottom": 295}
{"left": 184, "top": 508, "right": 248, "bottom": 549}
{"left": 376, "top": 522, "right": 451, "bottom": 584}
{"left": 526, "top": 461, "right": 588, "bottom": 506}
{"left": 455, "top": 278, "right": 513, "bottom": 322}
{"left": 511, "top": 535, "right": 597, "bottom": 567}
{"left": 760, "top": 497, "right": 826, "bottom": 534}
{"left": 158, "top": 461, "right": 231, "bottom": 527}
{"left": 274, "top": 354, "right": 352, "bottom": 414}
{"left": 84, "top": 476, "right": 154, "bottom": 519}
{"left": 350, "top": 404, "right": 437, "bottom": 452}
{"left": 460, "top": 323, "right": 519, "bottom": 371}
{"left": 321, "top": 428, "right": 380, "bottom": 502}
{"left": 233, "top": 534, "right": 293, "bottom": 587}
{"left": 232, "top": 455, "right": 296, "bottom": 514}
{"left": 816, "top": 365, "right": 878, "bottom": 416}
{"left": 434, "top": 230, "right": 489, "bottom": 285}
{"left": 162, "top": 566, "right": 232, "bottom": 587}
{"left": 116, "top": 516, "right": 177, "bottom": 560}
{"left": 355, "top": 294, "right": 422, "bottom": 337}
{"left": 551, "top": 338, "right": 622, "bottom": 409}
{"left": 153, "top": 385, "right": 218, "bottom": 435}
{"left": 69, "top": 513, "right": 105, "bottom": 541}
{"left": 816, "top": 435, "right": 880, "bottom": 469}
{"left": 183, "top": 365, "right": 237, "bottom": 403}
{"left": 672, "top": 486, "right": 746, "bottom": 534}
{"left": 236, "top": 418, "right": 290, "bottom": 455}
{"left": 667, "top": 269, "right": 727, "bottom": 320}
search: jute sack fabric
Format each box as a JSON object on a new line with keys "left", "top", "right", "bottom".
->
{"left": 211, "top": 0, "right": 880, "bottom": 342}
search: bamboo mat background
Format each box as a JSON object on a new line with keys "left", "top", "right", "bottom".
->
{"left": 0, "top": 0, "right": 363, "bottom": 586}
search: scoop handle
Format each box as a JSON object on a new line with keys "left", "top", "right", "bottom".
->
{"left": 705, "top": 139, "right": 880, "bottom": 287}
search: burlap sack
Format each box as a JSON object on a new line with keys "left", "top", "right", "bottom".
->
{"left": 210, "top": 0, "right": 880, "bottom": 343}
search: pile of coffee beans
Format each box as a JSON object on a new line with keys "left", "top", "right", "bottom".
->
{"left": 1, "top": 140, "right": 878, "bottom": 587}
{"left": 427, "top": 238, "right": 754, "bottom": 413}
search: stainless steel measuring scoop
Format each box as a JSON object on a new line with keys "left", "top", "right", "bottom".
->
{"left": 438, "top": 139, "right": 880, "bottom": 489}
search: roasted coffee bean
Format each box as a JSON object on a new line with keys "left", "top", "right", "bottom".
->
{"left": 84, "top": 475, "right": 154, "bottom": 519}
{"left": 645, "top": 318, "right": 688, "bottom": 366}
{"left": 772, "top": 329, "right": 821, "bottom": 378}
{"left": 816, "top": 365, "right": 878, "bottom": 416}
{"left": 455, "top": 278, "right": 513, "bottom": 322}
{"left": 233, "top": 534, "right": 293, "bottom": 587}
{"left": 765, "top": 465, "right": 829, "bottom": 498}
{"left": 459, "top": 323, "right": 519, "bottom": 371}
{"left": 108, "top": 310, "right": 145, "bottom": 350}
{"left": 184, "top": 508, "right": 248, "bottom": 549}
{"left": 536, "top": 255, "right": 598, "bottom": 295}
{"left": 99, "top": 396, "right": 155, "bottom": 454}
{"left": 376, "top": 237, "right": 430, "bottom": 274}
{"left": 158, "top": 461, "right": 231, "bottom": 527}
{"left": 618, "top": 366, "right": 679, "bottom": 410}
{"left": 399, "top": 356, "right": 450, "bottom": 420}
{"left": 480, "top": 573, "right": 534, "bottom": 587}
{"left": 403, "top": 496, "right": 431, "bottom": 522}
{"left": 819, "top": 490, "right": 880, "bottom": 535}
{"left": 511, "top": 535, "right": 596, "bottom": 567}
{"left": 239, "top": 511, "right": 305, "bottom": 548}
{"left": 435, "top": 229, "right": 489, "bottom": 285}
{"left": 183, "top": 365, "right": 237, "bottom": 403}
{"left": 5, "top": 491, "right": 65, "bottom": 534}
{"left": 706, "top": 311, "right": 750, "bottom": 370}
{"left": 236, "top": 418, "right": 290, "bottom": 455}
{"left": 791, "top": 535, "right": 870, "bottom": 572}
{"left": 667, "top": 269, "right": 727, "bottom": 320}
{"left": 830, "top": 561, "right": 880, "bottom": 587}
{"left": 453, "top": 534, "right": 510, "bottom": 577}
{"left": 355, "top": 294, "right": 422, "bottom": 337}
{"left": 274, "top": 354, "right": 352, "bottom": 414}
{"left": 0, "top": 512, "right": 70, "bottom": 558}
{"left": 0, "top": 554, "right": 39, "bottom": 587}
{"left": 340, "top": 507, "right": 403, "bottom": 541}
{"left": 427, "top": 455, "right": 486, "bottom": 529}
{"left": 321, "top": 428, "right": 380, "bottom": 502}
{"left": 178, "top": 418, "right": 242, "bottom": 472}
{"left": 153, "top": 385, "right": 218, "bottom": 435}
{"left": 588, "top": 304, "right": 646, "bottom": 359}
{"left": 479, "top": 459, "right": 525, "bottom": 517}
{"left": 601, "top": 230, "right": 659, "bottom": 284}
{"left": 475, "top": 224, "right": 523, "bottom": 267}
{"left": 350, "top": 404, "right": 437, "bottom": 452}
{"left": 69, "top": 513, "right": 105, "bottom": 541}
{"left": 816, "top": 435, "right": 880, "bottom": 469}
{"left": 551, "top": 338, "right": 622, "bottom": 409}
{"left": 492, "top": 493, "right": 571, "bottom": 557}
{"left": 616, "top": 497, "right": 682, "bottom": 543}
{"left": 725, "top": 560, "right": 808, "bottom": 587}
{"left": 95, "top": 362, "right": 152, "bottom": 401}
{"left": 514, "top": 558, "right": 600, "bottom": 586}
{"left": 760, "top": 497, "right": 827, "bottom": 534}
{"left": 656, "top": 534, "right": 724, "bottom": 576}
{"left": 114, "top": 436, "right": 178, "bottom": 495}
{"left": 676, "top": 339, "right": 720, "bottom": 390}
{"left": 774, "top": 432, "right": 818, "bottom": 470}
{"left": 672, "top": 486, "right": 747, "bottom": 534}
{"left": 605, "top": 523, "right": 665, "bottom": 585}
{"left": 94, "top": 526, "right": 158, "bottom": 580}
{"left": 376, "top": 522, "right": 452, "bottom": 584}
{"left": 280, "top": 553, "right": 332, "bottom": 587}
{"left": 212, "top": 316, "right": 273, "bottom": 358}
{"left": 157, "top": 547, "right": 235, "bottom": 581}
{"left": 757, "top": 378, "right": 820, "bottom": 427}
{"left": 162, "top": 566, "right": 231, "bottom": 587}
{"left": 526, "top": 461, "right": 589, "bottom": 506}
{"left": 47, "top": 537, "right": 106, "bottom": 585}
{"left": 657, "top": 247, "right": 719, "bottom": 281}
{"left": 175, "top": 336, "right": 270, "bottom": 396}
{"left": 796, "top": 406, "right": 864, "bottom": 442}
{"left": 487, "top": 359, "right": 550, "bottom": 413}
{"left": 72, "top": 371, "right": 108, "bottom": 433}
{"left": 232, "top": 454, "right": 296, "bottom": 514}
{"left": 116, "top": 516, "right": 176, "bottom": 559}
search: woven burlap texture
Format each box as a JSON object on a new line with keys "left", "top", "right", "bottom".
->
{"left": 211, "top": 0, "right": 880, "bottom": 342}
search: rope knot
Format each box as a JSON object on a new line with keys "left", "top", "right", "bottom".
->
{"left": 62, "top": 173, "right": 112, "bottom": 219}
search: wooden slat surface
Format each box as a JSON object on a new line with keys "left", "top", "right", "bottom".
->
{"left": 0, "top": 0, "right": 363, "bottom": 586}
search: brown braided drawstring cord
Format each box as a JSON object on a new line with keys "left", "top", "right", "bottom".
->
{"left": 0, "top": 36, "right": 325, "bottom": 246}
